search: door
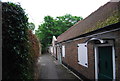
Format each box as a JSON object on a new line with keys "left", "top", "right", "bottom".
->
{"left": 56, "top": 47, "right": 57, "bottom": 60}
{"left": 98, "top": 46, "right": 113, "bottom": 79}
{"left": 57, "top": 46, "right": 62, "bottom": 64}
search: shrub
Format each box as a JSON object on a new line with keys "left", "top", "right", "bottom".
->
{"left": 28, "top": 30, "right": 41, "bottom": 80}
{"left": 2, "top": 2, "right": 38, "bottom": 80}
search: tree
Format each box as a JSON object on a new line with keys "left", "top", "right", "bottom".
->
{"left": 35, "top": 14, "right": 83, "bottom": 53}
{"left": 54, "top": 14, "right": 83, "bottom": 35}
{"left": 28, "top": 22, "right": 35, "bottom": 31}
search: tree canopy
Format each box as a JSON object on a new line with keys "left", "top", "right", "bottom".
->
{"left": 35, "top": 14, "right": 83, "bottom": 53}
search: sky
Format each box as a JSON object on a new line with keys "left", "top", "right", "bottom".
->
{"left": 2, "top": 0, "right": 111, "bottom": 31}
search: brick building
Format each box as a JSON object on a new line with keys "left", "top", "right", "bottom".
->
{"left": 48, "top": 36, "right": 57, "bottom": 58}
{"left": 54, "top": 1, "right": 120, "bottom": 80}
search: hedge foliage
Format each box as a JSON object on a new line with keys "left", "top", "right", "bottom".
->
{"left": 2, "top": 2, "right": 40, "bottom": 80}
{"left": 28, "top": 30, "right": 41, "bottom": 80}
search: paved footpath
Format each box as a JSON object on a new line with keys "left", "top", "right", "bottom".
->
{"left": 38, "top": 53, "right": 81, "bottom": 80}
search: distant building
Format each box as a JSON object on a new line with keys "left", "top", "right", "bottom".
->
{"left": 49, "top": 36, "right": 57, "bottom": 59}
{"left": 53, "top": 1, "right": 120, "bottom": 80}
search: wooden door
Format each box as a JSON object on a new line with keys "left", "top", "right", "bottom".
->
{"left": 98, "top": 46, "right": 113, "bottom": 80}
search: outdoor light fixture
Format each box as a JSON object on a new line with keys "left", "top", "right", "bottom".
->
{"left": 85, "top": 38, "right": 105, "bottom": 44}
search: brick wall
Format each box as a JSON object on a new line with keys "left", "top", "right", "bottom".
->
{"left": 62, "top": 38, "right": 95, "bottom": 79}
{"left": 114, "top": 31, "right": 120, "bottom": 80}
{"left": 61, "top": 29, "right": 120, "bottom": 80}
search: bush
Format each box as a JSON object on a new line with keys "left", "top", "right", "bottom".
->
{"left": 2, "top": 2, "right": 39, "bottom": 80}
{"left": 28, "top": 30, "right": 41, "bottom": 80}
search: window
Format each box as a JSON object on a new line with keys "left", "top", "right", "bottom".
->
{"left": 78, "top": 43, "right": 88, "bottom": 67}
{"left": 51, "top": 47, "right": 53, "bottom": 54}
{"left": 62, "top": 45, "right": 65, "bottom": 57}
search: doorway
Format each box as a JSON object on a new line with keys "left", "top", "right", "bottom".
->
{"left": 57, "top": 46, "right": 62, "bottom": 64}
{"left": 95, "top": 45, "right": 115, "bottom": 80}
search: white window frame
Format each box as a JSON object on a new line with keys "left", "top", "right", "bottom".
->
{"left": 62, "top": 45, "right": 65, "bottom": 57}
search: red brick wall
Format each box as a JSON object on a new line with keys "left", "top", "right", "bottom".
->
{"left": 61, "top": 29, "right": 120, "bottom": 80}
{"left": 114, "top": 32, "right": 120, "bottom": 80}
{"left": 62, "top": 38, "right": 95, "bottom": 79}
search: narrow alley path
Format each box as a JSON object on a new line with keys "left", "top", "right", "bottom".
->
{"left": 38, "top": 53, "right": 80, "bottom": 80}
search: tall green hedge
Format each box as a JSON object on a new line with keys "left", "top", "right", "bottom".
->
{"left": 2, "top": 2, "right": 34, "bottom": 80}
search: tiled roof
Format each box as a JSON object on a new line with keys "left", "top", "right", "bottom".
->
{"left": 57, "top": 2, "right": 120, "bottom": 43}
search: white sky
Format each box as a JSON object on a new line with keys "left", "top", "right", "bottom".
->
{"left": 2, "top": 0, "right": 110, "bottom": 30}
